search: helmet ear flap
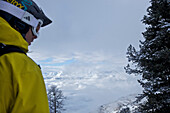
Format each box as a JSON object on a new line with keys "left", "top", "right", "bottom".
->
{"left": 9, "top": 17, "right": 30, "bottom": 38}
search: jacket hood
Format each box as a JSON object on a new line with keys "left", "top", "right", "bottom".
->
{"left": 0, "top": 17, "right": 28, "bottom": 53}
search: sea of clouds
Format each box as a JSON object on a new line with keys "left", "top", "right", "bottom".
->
{"left": 29, "top": 52, "right": 142, "bottom": 113}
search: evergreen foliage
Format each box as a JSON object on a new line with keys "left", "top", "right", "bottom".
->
{"left": 48, "top": 85, "right": 66, "bottom": 113}
{"left": 125, "top": 0, "right": 170, "bottom": 112}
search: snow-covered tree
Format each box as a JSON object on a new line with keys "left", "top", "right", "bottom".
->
{"left": 119, "top": 107, "right": 130, "bottom": 113}
{"left": 125, "top": 0, "right": 170, "bottom": 112}
{"left": 48, "top": 85, "right": 66, "bottom": 113}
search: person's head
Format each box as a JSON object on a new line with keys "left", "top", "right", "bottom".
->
{"left": 0, "top": 0, "right": 52, "bottom": 45}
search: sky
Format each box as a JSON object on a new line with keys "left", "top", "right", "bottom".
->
{"left": 28, "top": 0, "right": 150, "bottom": 112}
{"left": 30, "top": 0, "right": 150, "bottom": 59}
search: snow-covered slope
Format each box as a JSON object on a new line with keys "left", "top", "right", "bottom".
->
{"left": 91, "top": 94, "right": 140, "bottom": 113}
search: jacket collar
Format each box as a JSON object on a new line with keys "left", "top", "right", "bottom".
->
{"left": 0, "top": 17, "right": 28, "bottom": 53}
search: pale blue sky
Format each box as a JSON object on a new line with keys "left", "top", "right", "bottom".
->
{"left": 31, "top": 0, "right": 149, "bottom": 56}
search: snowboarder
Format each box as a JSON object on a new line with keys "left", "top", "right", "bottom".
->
{"left": 0, "top": 0, "right": 52, "bottom": 112}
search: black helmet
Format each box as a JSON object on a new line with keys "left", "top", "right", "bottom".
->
{"left": 0, "top": 0, "right": 52, "bottom": 37}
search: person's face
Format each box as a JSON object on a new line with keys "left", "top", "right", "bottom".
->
{"left": 25, "top": 28, "right": 37, "bottom": 45}
{"left": 25, "top": 25, "right": 40, "bottom": 45}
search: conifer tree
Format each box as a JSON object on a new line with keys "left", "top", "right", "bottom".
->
{"left": 125, "top": 0, "right": 170, "bottom": 112}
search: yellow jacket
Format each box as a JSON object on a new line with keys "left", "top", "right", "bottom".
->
{"left": 0, "top": 17, "right": 50, "bottom": 113}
